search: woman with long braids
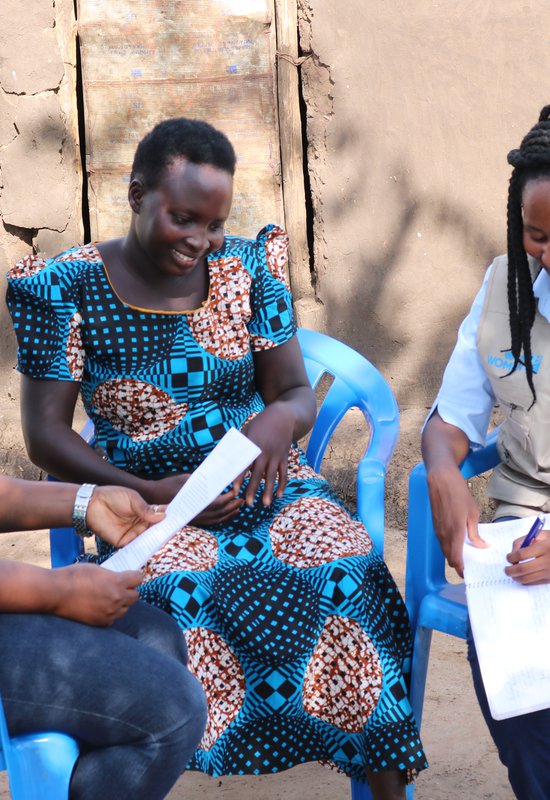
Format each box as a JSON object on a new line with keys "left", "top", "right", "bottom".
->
{"left": 422, "top": 105, "right": 550, "bottom": 799}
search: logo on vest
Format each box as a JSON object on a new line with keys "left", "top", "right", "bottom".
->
{"left": 486, "top": 351, "right": 543, "bottom": 374}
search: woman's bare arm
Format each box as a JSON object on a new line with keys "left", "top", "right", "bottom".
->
{"left": 236, "top": 336, "right": 317, "bottom": 505}
{"left": 421, "top": 410, "right": 487, "bottom": 576}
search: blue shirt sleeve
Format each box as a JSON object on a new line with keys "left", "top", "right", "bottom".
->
{"left": 424, "top": 262, "right": 497, "bottom": 447}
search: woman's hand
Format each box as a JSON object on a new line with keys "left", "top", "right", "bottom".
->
{"left": 147, "top": 474, "right": 243, "bottom": 526}
{"left": 422, "top": 411, "right": 488, "bottom": 577}
{"left": 236, "top": 335, "right": 316, "bottom": 507}
{"left": 427, "top": 464, "right": 486, "bottom": 577}
{"left": 51, "top": 563, "right": 142, "bottom": 626}
{"left": 86, "top": 486, "right": 165, "bottom": 547}
{"left": 506, "top": 530, "right": 550, "bottom": 584}
{"left": 236, "top": 403, "right": 296, "bottom": 506}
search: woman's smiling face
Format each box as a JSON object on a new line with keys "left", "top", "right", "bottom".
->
{"left": 129, "top": 157, "right": 234, "bottom": 277}
{"left": 522, "top": 178, "right": 550, "bottom": 275}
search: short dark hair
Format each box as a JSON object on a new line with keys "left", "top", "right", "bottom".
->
{"left": 505, "top": 105, "right": 550, "bottom": 405}
{"left": 131, "top": 118, "right": 237, "bottom": 187}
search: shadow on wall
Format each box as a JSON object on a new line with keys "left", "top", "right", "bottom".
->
{"left": 312, "top": 123, "right": 501, "bottom": 410}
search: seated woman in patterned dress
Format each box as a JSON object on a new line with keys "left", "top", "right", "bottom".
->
{"left": 6, "top": 118, "right": 426, "bottom": 799}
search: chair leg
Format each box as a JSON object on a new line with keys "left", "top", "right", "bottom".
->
{"left": 350, "top": 775, "right": 416, "bottom": 799}
{"left": 350, "top": 776, "right": 373, "bottom": 799}
{"left": 409, "top": 625, "right": 433, "bottom": 732}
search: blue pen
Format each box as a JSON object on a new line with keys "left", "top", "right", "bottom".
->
{"left": 520, "top": 516, "right": 545, "bottom": 548}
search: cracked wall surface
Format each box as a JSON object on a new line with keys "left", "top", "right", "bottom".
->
{"left": 0, "top": 0, "right": 82, "bottom": 267}
{"left": 0, "top": 0, "right": 81, "bottom": 471}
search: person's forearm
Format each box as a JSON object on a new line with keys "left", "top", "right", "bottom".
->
{"left": 32, "top": 425, "right": 135, "bottom": 485}
{"left": 421, "top": 411, "right": 471, "bottom": 473}
{"left": 20, "top": 375, "right": 152, "bottom": 497}
{"left": 0, "top": 560, "right": 64, "bottom": 613}
{"left": 0, "top": 477, "right": 78, "bottom": 532}
{"left": 269, "top": 386, "right": 317, "bottom": 441}
{"left": 24, "top": 421, "right": 152, "bottom": 497}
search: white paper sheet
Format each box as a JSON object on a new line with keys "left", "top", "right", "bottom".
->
{"left": 101, "top": 427, "right": 261, "bottom": 572}
{"left": 463, "top": 514, "right": 550, "bottom": 720}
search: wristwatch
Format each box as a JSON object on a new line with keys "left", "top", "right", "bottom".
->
{"left": 72, "top": 483, "right": 97, "bottom": 538}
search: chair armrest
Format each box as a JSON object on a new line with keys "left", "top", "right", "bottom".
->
{"left": 405, "top": 426, "right": 501, "bottom": 631}
{"left": 459, "top": 427, "right": 500, "bottom": 479}
{"left": 405, "top": 461, "right": 445, "bottom": 631}
{"left": 356, "top": 456, "right": 386, "bottom": 556}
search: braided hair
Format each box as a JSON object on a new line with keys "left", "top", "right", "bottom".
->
{"left": 506, "top": 105, "right": 550, "bottom": 405}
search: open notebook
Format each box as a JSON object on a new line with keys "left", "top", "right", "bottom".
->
{"left": 101, "top": 427, "right": 261, "bottom": 573}
{"left": 463, "top": 515, "right": 550, "bottom": 720}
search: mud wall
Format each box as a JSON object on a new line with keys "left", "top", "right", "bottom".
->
{"left": 0, "top": 0, "right": 81, "bottom": 473}
{"left": 297, "top": 0, "right": 549, "bottom": 410}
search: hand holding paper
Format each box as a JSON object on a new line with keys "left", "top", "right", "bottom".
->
{"left": 101, "top": 428, "right": 261, "bottom": 573}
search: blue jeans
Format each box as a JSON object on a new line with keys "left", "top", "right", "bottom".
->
{"left": 467, "top": 624, "right": 550, "bottom": 799}
{"left": 0, "top": 601, "right": 207, "bottom": 800}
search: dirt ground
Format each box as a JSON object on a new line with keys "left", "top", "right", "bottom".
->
{"left": 0, "top": 400, "right": 513, "bottom": 799}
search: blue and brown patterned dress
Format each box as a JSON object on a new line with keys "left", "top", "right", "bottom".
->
{"left": 7, "top": 225, "right": 427, "bottom": 783}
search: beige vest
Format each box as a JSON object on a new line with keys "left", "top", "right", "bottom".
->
{"left": 477, "top": 255, "right": 550, "bottom": 517}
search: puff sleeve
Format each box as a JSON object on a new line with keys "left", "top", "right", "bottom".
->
{"left": 6, "top": 253, "right": 85, "bottom": 381}
{"left": 246, "top": 225, "right": 296, "bottom": 351}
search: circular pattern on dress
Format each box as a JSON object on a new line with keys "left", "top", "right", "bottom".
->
{"left": 185, "top": 627, "right": 245, "bottom": 751}
{"left": 218, "top": 712, "right": 328, "bottom": 774}
{"left": 270, "top": 497, "right": 373, "bottom": 569}
{"left": 211, "top": 564, "right": 322, "bottom": 665}
{"left": 92, "top": 379, "right": 189, "bottom": 441}
{"left": 54, "top": 243, "right": 102, "bottom": 265}
{"left": 142, "top": 527, "right": 219, "bottom": 580}
{"left": 286, "top": 445, "right": 318, "bottom": 480}
{"left": 263, "top": 227, "right": 290, "bottom": 288}
{"left": 9, "top": 254, "right": 47, "bottom": 279}
{"left": 66, "top": 312, "right": 85, "bottom": 380}
{"left": 302, "top": 615, "right": 382, "bottom": 732}
{"left": 188, "top": 258, "right": 252, "bottom": 360}
{"left": 249, "top": 334, "right": 277, "bottom": 351}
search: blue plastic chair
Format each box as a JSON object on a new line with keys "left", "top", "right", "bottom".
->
{"left": 0, "top": 691, "right": 79, "bottom": 799}
{"left": 405, "top": 428, "right": 500, "bottom": 730}
{"left": 299, "top": 329, "right": 408, "bottom": 799}
{"left": 296, "top": 328, "right": 399, "bottom": 557}
{"left": 49, "top": 327, "right": 401, "bottom": 798}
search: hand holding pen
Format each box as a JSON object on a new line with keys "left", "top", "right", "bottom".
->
{"left": 520, "top": 516, "right": 545, "bottom": 549}
{"left": 505, "top": 515, "right": 550, "bottom": 585}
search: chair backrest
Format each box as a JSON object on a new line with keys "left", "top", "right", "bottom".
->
{"left": 405, "top": 428, "right": 500, "bottom": 631}
{"left": 296, "top": 328, "right": 399, "bottom": 554}
{"left": 50, "top": 329, "right": 399, "bottom": 564}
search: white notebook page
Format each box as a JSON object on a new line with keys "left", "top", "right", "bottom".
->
{"left": 101, "top": 427, "right": 261, "bottom": 573}
{"left": 463, "top": 515, "right": 550, "bottom": 720}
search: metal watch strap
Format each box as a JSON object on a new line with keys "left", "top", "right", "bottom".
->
{"left": 72, "top": 483, "right": 97, "bottom": 538}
